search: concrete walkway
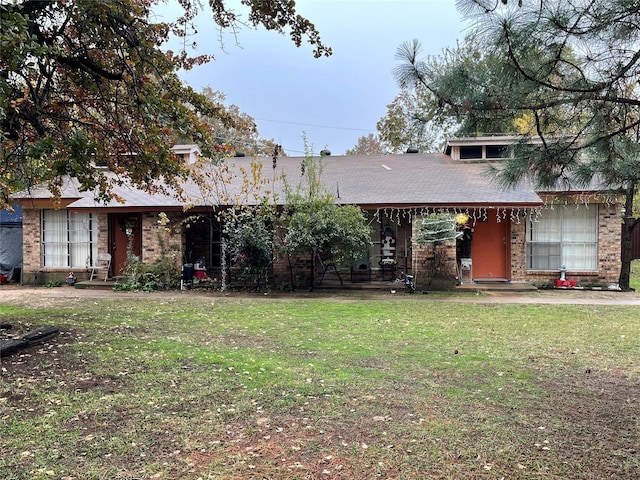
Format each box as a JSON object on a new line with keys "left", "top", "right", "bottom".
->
{"left": 1, "top": 283, "right": 639, "bottom": 305}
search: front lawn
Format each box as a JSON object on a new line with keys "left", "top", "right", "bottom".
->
{"left": 631, "top": 259, "right": 640, "bottom": 291}
{"left": 1, "top": 295, "right": 638, "bottom": 479}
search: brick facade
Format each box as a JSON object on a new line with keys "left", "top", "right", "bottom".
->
{"left": 17, "top": 199, "right": 622, "bottom": 288}
{"left": 140, "top": 212, "right": 183, "bottom": 267}
{"left": 20, "top": 208, "right": 109, "bottom": 284}
{"left": 510, "top": 201, "right": 622, "bottom": 285}
{"left": 19, "top": 208, "right": 183, "bottom": 285}
{"left": 410, "top": 216, "right": 458, "bottom": 291}
{"left": 20, "top": 208, "right": 40, "bottom": 283}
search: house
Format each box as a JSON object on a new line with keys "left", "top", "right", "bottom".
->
{"left": 10, "top": 137, "right": 622, "bottom": 289}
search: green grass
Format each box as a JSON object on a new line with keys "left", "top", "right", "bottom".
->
{"left": 1, "top": 295, "right": 639, "bottom": 479}
{"left": 631, "top": 259, "right": 640, "bottom": 291}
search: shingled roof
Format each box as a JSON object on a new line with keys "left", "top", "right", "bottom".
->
{"left": 14, "top": 151, "right": 545, "bottom": 210}
{"left": 263, "top": 152, "right": 542, "bottom": 208}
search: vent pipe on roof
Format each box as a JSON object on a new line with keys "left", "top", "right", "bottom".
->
{"left": 320, "top": 149, "right": 331, "bottom": 156}
{"left": 406, "top": 146, "right": 419, "bottom": 154}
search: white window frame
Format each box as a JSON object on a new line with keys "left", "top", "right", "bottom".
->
{"left": 41, "top": 210, "right": 97, "bottom": 268}
{"left": 527, "top": 204, "right": 598, "bottom": 271}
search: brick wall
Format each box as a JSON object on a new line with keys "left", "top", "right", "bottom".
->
{"left": 596, "top": 202, "right": 622, "bottom": 283}
{"left": 18, "top": 200, "right": 622, "bottom": 288}
{"left": 20, "top": 209, "right": 110, "bottom": 284}
{"left": 509, "top": 219, "right": 528, "bottom": 282}
{"left": 511, "top": 201, "right": 622, "bottom": 285}
{"left": 140, "top": 212, "right": 183, "bottom": 268}
{"left": 20, "top": 208, "right": 40, "bottom": 283}
{"left": 411, "top": 218, "right": 458, "bottom": 290}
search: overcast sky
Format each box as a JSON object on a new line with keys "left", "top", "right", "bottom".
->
{"left": 158, "top": 1, "right": 470, "bottom": 156}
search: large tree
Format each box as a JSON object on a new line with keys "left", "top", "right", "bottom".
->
{"left": 279, "top": 148, "right": 372, "bottom": 290}
{"left": 200, "top": 87, "right": 282, "bottom": 157}
{"left": 0, "top": 0, "right": 329, "bottom": 208}
{"left": 395, "top": 0, "right": 640, "bottom": 290}
{"left": 345, "top": 133, "right": 385, "bottom": 155}
{"left": 376, "top": 87, "right": 449, "bottom": 154}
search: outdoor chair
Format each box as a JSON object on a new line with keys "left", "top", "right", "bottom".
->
{"left": 181, "top": 263, "right": 195, "bottom": 290}
{"left": 316, "top": 254, "right": 344, "bottom": 286}
{"left": 89, "top": 253, "right": 111, "bottom": 281}
{"left": 458, "top": 258, "right": 472, "bottom": 284}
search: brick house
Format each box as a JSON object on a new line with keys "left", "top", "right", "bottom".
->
{"left": 11, "top": 137, "right": 622, "bottom": 289}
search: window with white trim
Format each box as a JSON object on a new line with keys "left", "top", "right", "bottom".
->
{"left": 527, "top": 204, "right": 598, "bottom": 271}
{"left": 42, "top": 210, "right": 97, "bottom": 268}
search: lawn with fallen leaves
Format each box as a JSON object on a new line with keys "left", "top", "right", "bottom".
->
{"left": 1, "top": 294, "right": 639, "bottom": 479}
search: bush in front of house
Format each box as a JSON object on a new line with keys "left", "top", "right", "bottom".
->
{"left": 114, "top": 253, "right": 181, "bottom": 292}
{"left": 224, "top": 204, "right": 276, "bottom": 291}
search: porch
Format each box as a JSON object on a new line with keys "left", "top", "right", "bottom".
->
{"left": 72, "top": 277, "right": 538, "bottom": 293}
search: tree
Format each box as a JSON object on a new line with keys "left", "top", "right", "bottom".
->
{"left": 376, "top": 87, "right": 448, "bottom": 153}
{"left": 278, "top": 148, "right": 372, "bottom": 290}
{"left": 396, "top": 1, "right": 640, "bottom": 290}
{"left": 224, "top": 203, "right": 276, "bottom": 290}
{"left": 0, "top": 0, "right": 329, "bottom": 208}
{"left": 345, "top": 133, "right": 385, "bottom": 155}
{"left": 200, "top": 87, "right": 283, "bottom": 157}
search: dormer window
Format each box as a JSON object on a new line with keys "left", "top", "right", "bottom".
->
{"left": 171, "top": 144, "right": 201, "bottom": 165}
{"left": 459, "top": 146, "right": 483, "bottom": 159}
{"left": 445, "top": 136, "right": 517, "bottom": 161}
{"left": 486, "top": 145, "right": 508, "bottom": 158}
{"left": 458, "top": 145, "right": 508, "bottom": 160}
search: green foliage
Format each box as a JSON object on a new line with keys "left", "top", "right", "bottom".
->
{"left": 279, "top": 143, "right": 372, "bottom": 288}
{"left": 284, "top": 197, "right": 371, "bottom": 264}
{"left": 345, "top": 133, "right": 385, "bottom": 155}
{"left": 631, "top": 260, "right": 640, "bottom": 292}
{"left": 376, "top": 86, "right": 452, "bottom": 153}
{"left": 223, "top": 204, "right": 276, "bottom": 288}
{"left": 1, "top": 0, "right": 329, "bottom": 208}
{"left": 115, "top": 213, "right": 180, "bottom": 291}
{"left": 115, "top": 255, "right": 180, "bottom": 292}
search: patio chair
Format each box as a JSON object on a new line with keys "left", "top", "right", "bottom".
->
{"left": 181, "top": 263, "right": 194, "bottom": 290}
{"left": 89, "top": 253, "right": 111, "bottom": 281}
{"left": 317, "top": 254, "right": 344, "bottom": 286}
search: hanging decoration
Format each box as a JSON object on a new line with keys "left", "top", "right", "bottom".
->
{"left": 455, "top": 212, "right": 469, "bottom": 225}
{"left": 415, "top": 212, "right": 461, "bottom": 245}
{"left": 369, "top": 190, "right": 617, "bottom": 231}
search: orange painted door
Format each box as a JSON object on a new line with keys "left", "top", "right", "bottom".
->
{"left": 110, "top": 214, "right": 142, "bottom": 276}
{"left": 470, "top": 215, "right": 509, "bottom": 280}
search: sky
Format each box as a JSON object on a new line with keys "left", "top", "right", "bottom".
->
{"left": 157, "top": 1, "right": 470, "bottom": 156}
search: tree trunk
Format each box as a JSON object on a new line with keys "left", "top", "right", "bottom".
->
{"left": 309, "top": 250, "right": 317, "bottom": 291}
{"left": 618, "top": 184, "right": 638, "bottom": 291}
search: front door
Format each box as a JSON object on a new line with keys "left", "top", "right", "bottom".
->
{"left": 470, "top": 214, "right": 509, "bottom": 280}
{"left": 110, "top": 214, "right": 142, "bottom": 276}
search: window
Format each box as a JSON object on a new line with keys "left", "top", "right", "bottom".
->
{"left": 42, "top": 210, "right": 97, "bottom": 268}
{"left": 486, "top": 145, "right": 508, "bottom": 158}
{"left": 527, "top": 205, "right": 598, "bottom": 271}
{"left": 459, "top": 146, "right": 483, "bottom": 159}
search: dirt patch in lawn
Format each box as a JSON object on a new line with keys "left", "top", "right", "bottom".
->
{"left": 531, "top": 369, "right": 640, "bottom": 478}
